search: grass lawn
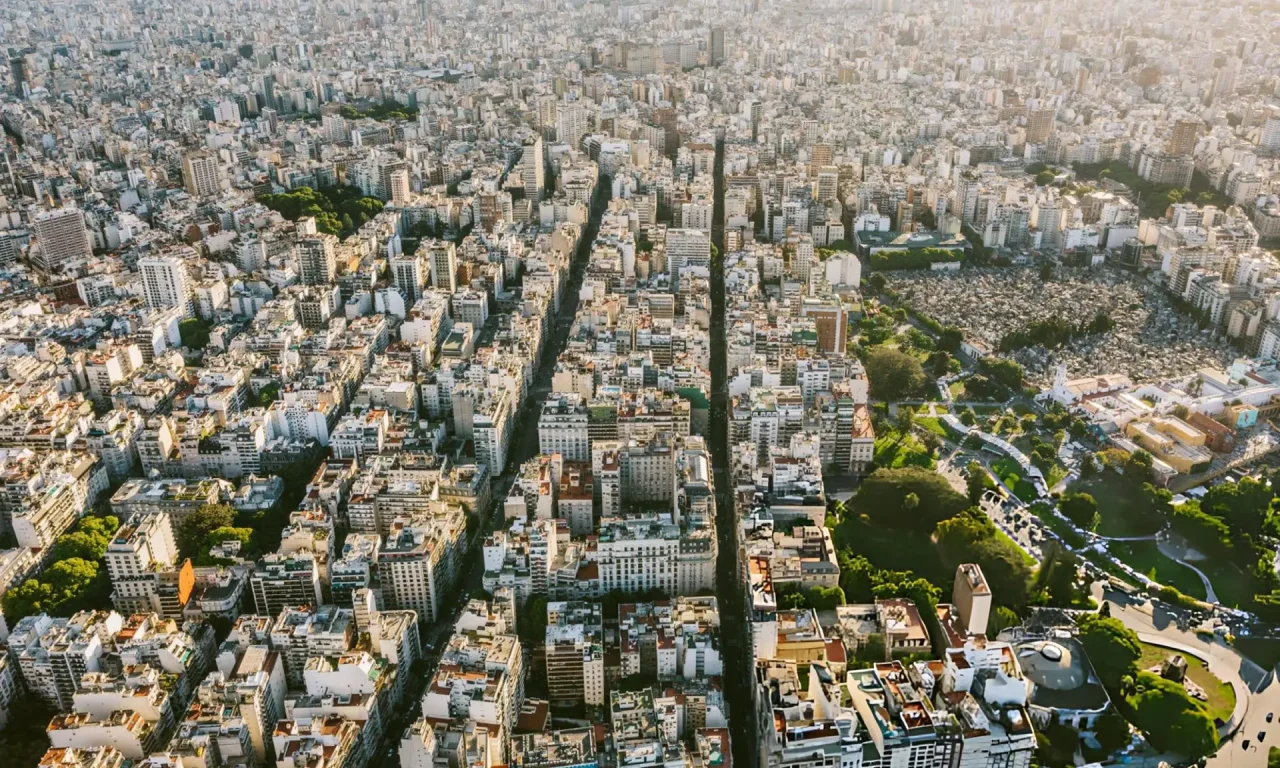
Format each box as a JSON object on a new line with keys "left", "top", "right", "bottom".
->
{"left": 949, "top": 381, "right": 965, "bottom": 398}
{"left": 1135, "top": 641, "right": 1236, "bottom": 724}
{"left": 1069, "top": 474, "right": 1163, "bottom": 538}
{"left": 991, "top": 457, "right": 1038, "bottom": 500}
{"left": 874, "top": 430, "right": 936, "bottom": 470}
{"left": 1235, "top": 638, "right": 1280, "bottom": 673}
{"left": 1107, "top": 541, "right": 1206, "bottom": 600}
{"left": 916, "top": 417, "right": 947, "bottom": 437}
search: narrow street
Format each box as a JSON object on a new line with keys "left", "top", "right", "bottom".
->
{"left": 369, "top": 176, "right": 613, "bottom": 768}
{"left": 708, "top": 132, "right": 756, "bottom": 768}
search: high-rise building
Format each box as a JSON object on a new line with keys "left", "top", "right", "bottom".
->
{"left": 1169, "top": 119, "right": 1200, "bottom": 156}
{"left": 537, "top": 94, "right": 559, "bottom": 141}
{"left": 666, "top": 228, "right": 711, "bottom": 289}
{"left": 389, "top": 168, "right": 411, "bottom": 205}
{"left": 951, "top": 563, "right": 992, "bottom": 637}
{"left": 799, "top": 297, "right": 847, "bottom": 355}
{"left": 1260, "top": 110, "right": 1280, "bottom": 151}
{"left": 31, "top": 207, "right": 92, "bottom": 273}
{"left": 1208, "top": 58, "right": 1241, "bottom": 105}
{"left": 379, "top": 515, "right": 464, "bottom": 625}
{"left": 391, "top": 251, "right": 427, "bottom": 304}
{"left": 521, "top": 137, "right": 545, "bottom": 201}
{"left": 1035, "top": 198, "right": 1062, "bottom": 253}
{"left": 297, "top": 233, "right": 338, "bottom": 285}
{"left": 709, "top": 28, "right": 725, "bottom": 65}
{"left": 545, "top": 601, "right": 605, "bottom": 707}
{"left": 1137, "top": 148, "right": 1193, "bottom": 188}
{"left": 538, "top": 395, "right": 591, "bottom": 462}
{"left": 427, "top": 241, "right": 457, "bottom": 292}
{"left": 139, "top": 254, "right": 194, "bottom": 317}
{"left": 10, "top": 56, "right": 29, "bottom": 98}
{"left": 249, "top": 553, "right": 323, "bottom": 616}
{"left": 556, "top": 102, "right": 591, "bottom": 150}
{"left": 1025, "top": 108, "right": 1056, "bottom": 144}
{"left": 105, "top": 513, "right": 182, "bottom": 616}
{"left": 182, "top": 150, "right": 220, "bottom": 197}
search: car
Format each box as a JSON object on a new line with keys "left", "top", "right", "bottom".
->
{"left": 1269, "top": 713, "right": 1274, "bottom": 723}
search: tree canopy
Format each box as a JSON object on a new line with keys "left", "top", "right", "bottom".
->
{"left": 1076, "top": 614, "right": 1141, "bottom": 687}
{"left": 199, "top": 526, "right": 256, "bottom": 565}
{"left": 936, "top": 508, "right": 1033, "bottom": 608}
{"left": 864, "top": 347, "right": 928, "bottom": 401}
{"left": 179, "top": 317, "right": 210, "bottom": 350}
{"left": 1125, "top": 671, "right": 1219, "bottom": 760}
{"left": 2, "top": 557, "right": 104, "bottom": 622}
{"left": 851, "top": 467, "right": 971, "bottom": 533}
{"left": 177, "top": 504, "right": 238, "bottom": 562}
{"left": 3, "top": 514, "right": 119, "bottom": 623}
{"left": 1060, "top": 492, "right": 1100, "bottom": 531}
{"left": 965, "top": 461, "right": 995, "bottom": 505}
{"left": 259, "top": 185, "right": 386, "bottom": 238}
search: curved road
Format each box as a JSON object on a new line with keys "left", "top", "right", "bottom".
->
{"left": 1100, "top": 587, "right": 1278, "bottom": 768}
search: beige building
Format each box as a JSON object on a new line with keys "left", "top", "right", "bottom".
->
{"left": 1124, "top": 416, "right": 1213, "bottom": 474}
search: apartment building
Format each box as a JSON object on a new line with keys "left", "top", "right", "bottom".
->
{"left": 545, "top": 601, "right": 605, "bottom": 707}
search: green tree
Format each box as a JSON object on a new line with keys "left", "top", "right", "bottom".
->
{"left": 177, "top": 504, "right": 237, "bottom": 561}
{"left": 851, "top": 467, "right": 971, "bottom": 533}
{"left": 201, "top": 526, "right": 255, "bottom": 563}
{"left": 1060, "top": 492, "right": 1100, "bottom": 531}
{"left": 1076, "top": 614, "right": 1141, "bottom": 687}
{"left": 987, "top": 605, "right": 1021, "bottom": 636}
{"left": 965, "top": 461, "right": 993, "bottom": 505}
{"left": 1036, "top": 722, "right": 1079, "bottom": 768}
{"left": 1125, "top": 450, "right": 1154, "bottom": 484}
{"left": 896, "top": 405, "right": 915, "bottom": 438}
{"left": 781, "top": 591, "right": 808, "bottom": 610}
{"left": 978, "top": 358, "right": 1024, "bottom": 390}
{"left": 1200, "top": 476, "right": 1274, "bottom": 537}
{"left": 1125, "top": 671, "right": 1218, "bottom": 759}
{"left": 865, "top": 347, "right": 928, "bottom": 401}
{"left": 926, "top": 350, "right": 952, "bottom": 377}
{"left": 519, "top": 595, "right": 548, "bottom": 651}
{"left": 1036, "top": 541, "right": 1083, "bottom": 607}
{"left": 2, "top": 579, "right": 54, "bottom": 622}
{"left": 866, "top": 273, "right": 887, "bottom": 294}
{"left": 45, "top": 558, "right": 99, "bottom": 597}
{"left": 179, "top": 317, "right": 211, "bottom": 350}
{"left": 1093, "top": 712, "right": 1131, "bottom": 754}
{"left": 938, "top": 326, "right": 964, "bottom": 352}
{"left": 51, "top": 530, "right": 109, "bottom": 562}
{"left": 256, "top": 383, "right": 282, "bottom": 408}
{"left": 936, "top": 509, "right": 1033, "bottom": 607}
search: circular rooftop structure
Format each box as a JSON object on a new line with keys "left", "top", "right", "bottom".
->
{"left": 1016, "top": 640, "right": 1087, "bottom": 691}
